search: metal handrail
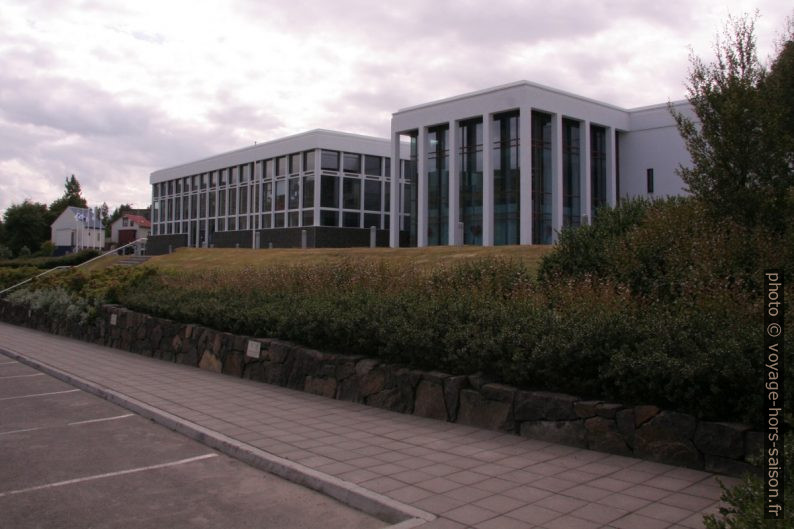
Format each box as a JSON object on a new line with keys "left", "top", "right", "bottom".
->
{"left": 0, "top": 238, "right": 147, "bottom": 297}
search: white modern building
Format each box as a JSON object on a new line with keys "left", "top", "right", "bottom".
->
{"left": 148, "top": 81, "right": 693, "bottom": 252}
{"left": 50, "top": 206, "right": 104, "bottom": 256}
{"left": 388, "top": 81, "right": 693, "bottom": 248}
{"left": 149, "top": 129, "right": 410, "bottom": 253}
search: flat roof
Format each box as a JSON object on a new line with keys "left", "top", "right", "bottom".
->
{"left": 394, "top": 79, "right": 688, "bottom": 115}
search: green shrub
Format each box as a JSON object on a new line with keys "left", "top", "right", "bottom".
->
{"left": 704, "top": 431, "right": 793, "bottom": 529}
{"left": 0, "top": 249, "right": 100, "bottom": 269}
{"left": 111, "top": 258, "right": 780, "bottom": 425}
{"left": 7, "top": 287, "right": 100, "bottom": 325}
{"left": 0, "top": 266, "right": 41, "bottom": 290}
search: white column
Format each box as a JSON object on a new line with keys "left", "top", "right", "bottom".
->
{"left": 417, "top": 127, "right": 428, "bottom": 247}
{"left": 447, "top": 120, "right": 459, "bottom": 245}
{"left": 389, "top": 133, "right": 400, "bottom": 247}
{"left": 606, "top": 127, "right": 617, "bottom": 206}
{"left": 482, "top": 114, "right": 494, "bottom": 246}
{"left": 582, "top": 121, "right": 592, "bottom": 224}
{"left": 519, "top": 108, "right": 533, "bottom": 245}
{"left": 314, "top": 149, "right": 321, "bottom": 227}
{"left": 551, "top": 113, "right": 563, "bottom": 243}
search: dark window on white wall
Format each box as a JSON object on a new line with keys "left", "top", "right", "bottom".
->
{"left": 647, "top": 168, "right": 654, "bottom": 194}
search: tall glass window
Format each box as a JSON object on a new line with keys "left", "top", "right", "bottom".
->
{"left": 321, "top": 176, "right": 339, "bottom": 208}
{"left": 343, "top": 153, "right": 361, "bottom": 174}
{"left": 562, "top": 119, "right": 581, "bottom": 228}
{"left": 289, "top": 153, "right": 300, "bottom": 174}
{"left": 591, "top": 125, "right": 607, "bottom": 218}
{"left": 532, "top": 112, "right": 553, "bottom": 244}
{"left": 459, "top": 119, "right": 483, "bottom": 245}
{"left": 405, "top": 133, "right": 418, "bottom": 246}
{"left": 288, "top": 178, "right": 300, "bottom": 209}
{"left": 343, "top": 178, "right": 360, "bottom": 209}
{"left": 275, "top": 180, "right": 286, "bottom": 210}
{"left": 427, "top": 124, "right": 449, "bottom": 245}
{"left": 303, "top": 150, "right": 315, "bottom": 172}
{"left": 364, "top": 180, "right": 381, "bottom": 211}
{"left": 364, "top": 155, "right": 382, "bottom": 176}
{"left": 493, "top": 112, "right": 520, "bottom": 245}
{"left": 264, "top": 182, "right": 273, "bottom": 212}
{"left": 321, "top": 150, "right": 339, "bottom": 171}
{"left": 228, "top": 188, "right": 237, "bottom": 215}
{"left": 240, "top": 186, "right": 248, "bottom": 215}
{"left": 265, "top": 159, "right": 274, "bottom": 179}
{"left": 303, "top": 176, "right": 314, "bottom": 208}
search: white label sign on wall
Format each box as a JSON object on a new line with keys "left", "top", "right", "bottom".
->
{"left": 246, "top": 340, "right": 261, "bottom": 359}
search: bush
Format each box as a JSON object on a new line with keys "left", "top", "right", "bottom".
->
{"left": 7, "top": 286, "right": 100, "bottom": 325}
{"left": 111, "top": 258, "right": 779, "bottom": 425}
{"left": 704, "top": 431, "right": 793, "bottom": 528}
{"left": 0, "top": 249, "right": 100, "bottom": 269}
{"left": 0, "top": 266, "right": 41, "bottom": 290}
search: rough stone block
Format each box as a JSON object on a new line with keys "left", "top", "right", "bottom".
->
{"left": 705, "top": 455, "right": 762, "bottom": 478}
{"left": 355, "top": 358, "right": 380, "bottom": 376}
{"left": 616, "top": 408, "right": 636, "bottom": 448}
{"left": 198, "top": 350, "right": 222, "bottom": 373}
{"left": 304, "top": 376, "right": 337, "bottom": 398}
{"left": 222, "top": 351, "right": 244, "bottom": 378}
{"left": 457, "top": 389, "right": 513, "bottom": 432}
{"left": 514, "top": 391, "right": 578, "bottom": 421}
{"left": 367, "top": 387, "right": 413, "bottom": 414}
{"left": 634, "top": 405, "right": 660, "bottom": 427}
{"left": 520, "top": 420, "right": 587, "bottom": 448}
{"left": 574, "top": 400, "right": 602, "bottom": 418}
{"left": 443, "top": 375, "right": 468, "bottom": 422}
{"left": 480, "top": 383, "right": 516, "bottom": 403}
{"left": 694, "top": 422, "right": 749, "bottom": 459}
{"left": 467, "top": 372, "right": 494, "bottom": 390}
{"left": 635, "top": 411, "right": 701, "bottom": 469}
{"left": 413, "top": 380, "right": 447, "bottom": 421}
{"left": 595, "top": 403, "right": 624, "bottom": 419}
{"left": 359, "top": 368, "right": 386, "bottom": 397}
{"left": 585, "top": 417, "right": 631, "bottom": 455}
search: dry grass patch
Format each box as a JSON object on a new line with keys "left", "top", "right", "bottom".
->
{"left": 145, "top": 245, "right": 553, "bottom": 273}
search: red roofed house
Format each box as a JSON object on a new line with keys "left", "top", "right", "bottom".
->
{"left": 110, "top": 214, "right": 151, "bottom": 247}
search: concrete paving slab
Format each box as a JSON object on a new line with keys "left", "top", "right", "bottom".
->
{"left": 0, "top": 322, "right": 736, "bottom": 528}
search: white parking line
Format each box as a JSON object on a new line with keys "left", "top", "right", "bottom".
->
{"left": 0, "top": 454, "right": 218, "bottom": 498}
{"left": 68, "top": 414, "right": 134, "bottom": 426}
{"left": 0, "top": 427, "right": 44, "bottom": 437}
{"left": 0, "top": 389, "right": 80, "bottom": 401}
{"left": 0, "top": 414, "right": 135, "bottom": 437}
{"left": 0, "top": 373, "right": 45, "bottom": 380}
{"left": 0, "top": 361, "right": 19, "bottom": 366}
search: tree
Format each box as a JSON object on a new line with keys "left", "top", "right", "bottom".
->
{"left": 47, "top": 174, "right": 88, "bottom": 226}
{"left": 2, "top": 200, "right": 49, "bottom": 256}
{"left": 671, "top": 13, "right": 794, "bottom": 231}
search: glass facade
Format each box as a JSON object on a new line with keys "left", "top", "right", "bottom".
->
{"left": 531, "top": 112, "right": 553, "bottom": 244}
{"left": 562, "top": 119, "right": 581, "bottom": 228}
{"left": 459, "top": 118, "right": 483, "bottom": 245}
{"left": 591, "top": 125, "right": 607, "bottom": 217}
{"left": 493, "top": 112, "right": 520, "bottom": 245}
{"left": 151, "top": 146, "right": 394, "bottom": 243}
{"left": 427, "top": 125, "right": 449, "bottom": 245}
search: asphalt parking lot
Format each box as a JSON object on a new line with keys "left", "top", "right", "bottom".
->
{"left": 0, "top": 358, "right": 384, "bottom": 529}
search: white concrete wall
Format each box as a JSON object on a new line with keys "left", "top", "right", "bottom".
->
{"left": 619, "top": 101, "right": 694, "bottom": 199}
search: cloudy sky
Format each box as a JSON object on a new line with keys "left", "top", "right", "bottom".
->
{"left": 0, "top": 0, "right": 790, "bottom": 214}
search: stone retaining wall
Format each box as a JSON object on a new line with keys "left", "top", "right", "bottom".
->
{"left": 0, "top": 299, "right": 762, "bottom": 477}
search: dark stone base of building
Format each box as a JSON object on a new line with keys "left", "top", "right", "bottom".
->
{"left": 147, "top": 228, "right": 409, "bottom": 255}
{"left": 0, "top": 298, "right": 764, "bottom": 477}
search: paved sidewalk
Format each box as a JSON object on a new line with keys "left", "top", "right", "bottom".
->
{"left": 0, "top": 322, "right": 732, "bottom": 529}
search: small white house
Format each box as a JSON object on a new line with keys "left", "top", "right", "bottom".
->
{"left": 109, "top": 214, "right": 151, "bottom": 246}
{"left": 51, "top": 206, "right": 104, "bottom": 256}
